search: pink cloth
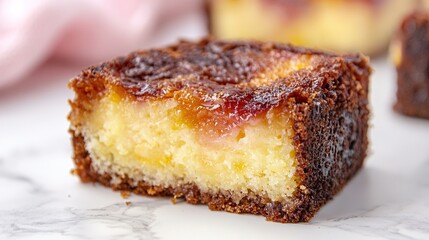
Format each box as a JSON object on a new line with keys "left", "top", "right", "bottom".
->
{"left": 0, "top": 0, "right": 202, "bottom": 88}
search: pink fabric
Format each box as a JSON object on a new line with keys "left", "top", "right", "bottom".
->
{"left": 0, "top": 0, "right": 202, "bottom": 88}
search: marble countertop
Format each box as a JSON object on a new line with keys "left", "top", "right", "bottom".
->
{"left": 1, "top": 15, "right": 429, "bottom": 240}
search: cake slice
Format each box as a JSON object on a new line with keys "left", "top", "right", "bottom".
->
{"left": 208, "top": 0, "right": 418, "bottom": 55}
{"left": 68, "top": 39, "right": 371, "bottom": 223}
{"left": 392, "top": 11, "right": 429, "bottom": 119}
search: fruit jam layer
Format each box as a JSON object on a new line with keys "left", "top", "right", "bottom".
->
{"left": 109, "top": 41, "right": 315, "bottom": 137}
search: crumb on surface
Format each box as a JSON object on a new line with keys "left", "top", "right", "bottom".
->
{"left": 121, "top": 191, "right": 130, "bottom": 199}
{"left": 171, "top": 193, "right": 184, "bottom": 204}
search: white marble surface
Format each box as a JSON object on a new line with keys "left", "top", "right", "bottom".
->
{"left": 1, "top": 14, "right": 429, "bottom": 240}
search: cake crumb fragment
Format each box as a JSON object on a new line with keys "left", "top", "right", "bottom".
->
{"left": 120, "top": 191, "right": 130, "bottom": 199}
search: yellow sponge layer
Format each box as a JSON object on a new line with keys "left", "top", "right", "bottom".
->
{"left": 82, "top": 92, "right": 298, "bottom": 202}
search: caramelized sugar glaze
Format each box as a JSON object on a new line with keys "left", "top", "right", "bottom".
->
{"left": 71, "top": 39, "right": 366, "bottom": 137}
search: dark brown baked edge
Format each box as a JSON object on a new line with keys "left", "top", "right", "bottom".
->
{"left": 69, "top": 55, "right": 369, "bottom": 223}
{"left": 289, "top": 54, "right": 370, "bottom": 223}
{"left": 394, "top": 11, "right": 429, "bottom": 119}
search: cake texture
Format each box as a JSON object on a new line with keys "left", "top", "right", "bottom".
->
{"left": 207, "top": 0, "right": 419, "bottom": 56}
{"left": 393, "top": 11, "right": 429, "bottom": 119}
{"left": 68, "top": 39, "right": 371, "bottom": 223}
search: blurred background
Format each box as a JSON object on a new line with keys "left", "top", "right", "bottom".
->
{"left": 0, "top": 0, "right": 207, "bottom": 88}
{"left": 1, "top": 0, "right": 428, "bottom": 88}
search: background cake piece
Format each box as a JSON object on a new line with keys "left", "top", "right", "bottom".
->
{"left": 392, "top": 11, "right": 429, "bottom": 119}
{"left": 69, "top": 39, "right": 371, "bottom": 223}
{"left": 208, "top": 0, "right": 419, "bottom": 56}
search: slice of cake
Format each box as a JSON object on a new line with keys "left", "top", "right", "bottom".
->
{"left": 208, "top": 0, "right": 418, "bottom": 55}
{"left": 68, "top": 39, "right": 371, "bottom": 223}
{"left": 392, "top": 11, "right": 429, "bottom": 119}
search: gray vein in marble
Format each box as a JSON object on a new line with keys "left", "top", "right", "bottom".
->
{"left": 314, "top": 202, "right": 429, "bottom": 240}
{"left": 1, "top": 201, "right": 165, "bottom": 240}
{"left": 0, "top": 170, "right": 47, "bottom": 194}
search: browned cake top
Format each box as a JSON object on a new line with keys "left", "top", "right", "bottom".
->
{"left": 73, "top": 38, "right": 370, "bottom": 135}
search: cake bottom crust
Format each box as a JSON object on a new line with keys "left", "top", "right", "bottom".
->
{"left": 72, "top": 131, "right": 360, "bottom": 223}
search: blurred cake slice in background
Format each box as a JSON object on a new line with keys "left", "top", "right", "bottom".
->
{"left": 392, "top": 11, "right": 429, "bottom": 118}
{"left": 208, "top": 0, "right": 420, "bottom": 55}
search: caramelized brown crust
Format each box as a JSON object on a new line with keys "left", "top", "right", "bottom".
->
{"left": 70, "top": 39, "right": 357, "bottom": 134}
{"left": 394, "top": 11, "right": 429, "bottom": 119}
{"left": 69, "top": 38, "right": 370, "bottom": 222}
